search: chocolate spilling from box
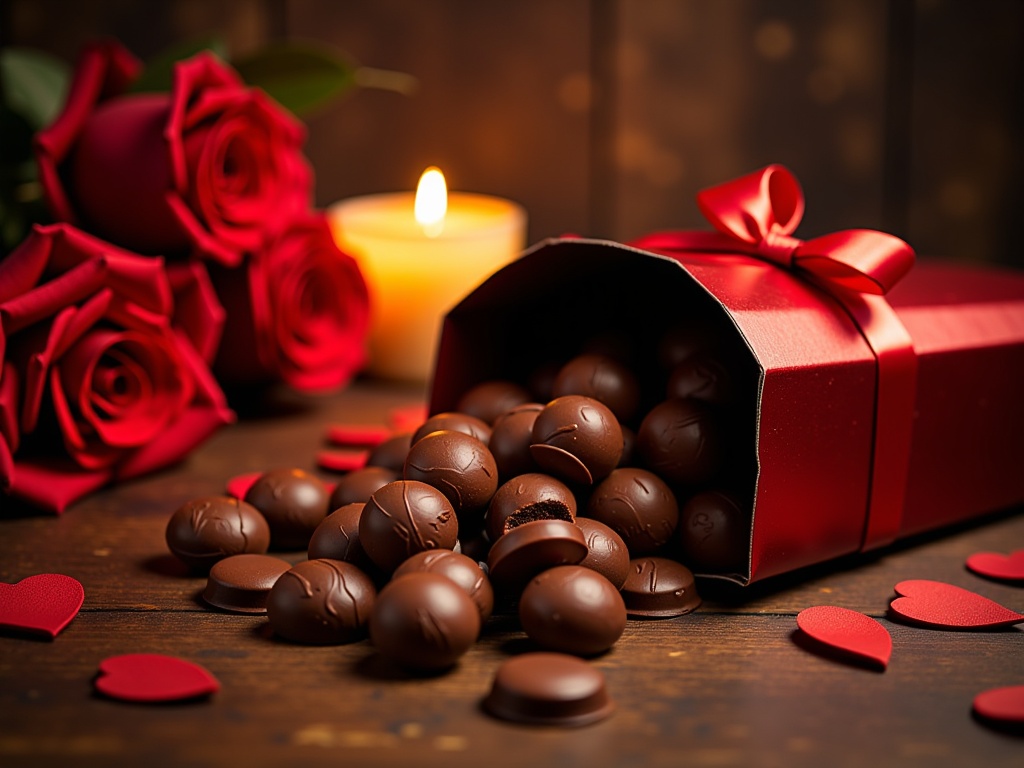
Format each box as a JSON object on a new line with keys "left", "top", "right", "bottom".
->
{"left": 430, "top": 236, "right": 1024, "bottom": 585}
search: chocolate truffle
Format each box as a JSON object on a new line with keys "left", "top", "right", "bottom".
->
{"left": 530, "top": 396, "right": 623, "bottom": 485}
{"left": 393, "top": 550, "right": 494, "bottom": 622}
{"left": 404, "top": 430, "right": 499, "bottom": 517}
{"left": 165, "top": 496, "right": 271, "bottom": 571}
{"left": 657, "top": 326, "right": 715, "bottom": 370}
{"left": 485, "top": 473, "right": 577, "bottom": 543}
{"left": 202, "top": 553, "right": 292, "bottom": 614}
{"left": 574, "top": 517, "right": 630, "bottom": 589}
{"left": 482, "top": 652, "right": 614, "bottom": 726}
{"left": 678, "top": 490, "right": 749, "bottom": 573}
{"left": 487, "top": 519, "right": 588, "bottom": 594}
{"left": 552, "top": 353, "right": 640, "bottom": 423}
{"left": 358, "top": 481, "right": 458, "bottom": 573}
{"left": 519, "top": 565, "right": 627, "bottom": 656}
{"left": 666, "top": 353, "right": 735, "bottom": 405}
{"left": 266, "top": 559, "right": 377, "bottom": 644}
{"left": 370, "top": 572, "right": 481, "bottom": 671}
{"left": 489, "top": 403, "right": 544, "bottom": 480}
{"left": 456, "top": 380, "right": 532, "bottom": 425}
{"left": 244, "top": 469, "right": 330, "bottom": 550}
{"left": 412, "top": 412, "right": 492, "bottom": 446}
{"left": 586, "top": 468, "right": 679, "bottom": 555}
{"left": 329, "top": 466, "right": 400, "bottom": 509}
{"left": 617, "top": 426, "right": 636, "bottom": 468}
{"left": 307, "top": 502, "right": 377, "bottom": 575}
{"left": 621, "top": 557, "right": 701, "bottom": 618}
{"left": 636, "top": 398, "right": 723, "bottom": 486}
{"left": 366, "top": 433, "right": 413, "bottom": 473}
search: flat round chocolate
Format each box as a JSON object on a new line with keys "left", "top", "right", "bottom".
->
{"left": 482, "top": 652, "right": 614, "bottom": 726}
{"left": 266, "top": 559, "right": 376, "bottom": 644}
{"left": 586, "top": 468, "right": 679, "bottom": 555}
{"left": 392, "top": 550, "right": 494, "bottom": 622}
{"left": 530, "top": 396, "right": 623, "bottom": 485}
{"left": 636, "top": 398, "right": 723, "bottom": 486}
{"left": 370, "top": 572, "right": 481, "bottom": 671}
{"left": 358, "top": 481, "right": 458, "bottom": 573}
{"left": 678, "top": 490, "right": 749, "bottom": 573}
{"left": 165, "top": 496, "right": 271, "bottom": 571}
{"left": 244, "top": 468, "right": 330, "bottom": 550}
{"left": 519, "top": 565, "right": 627, "bottom": 656}
{"left": 574, "top": 517, "right": 630, "bottom": 589}
{"left": 486, "top": 519, "right": 588, "bottom": 593}
{"left": 329, "top": 466, "right": 400, "bottom": 509}
{"left": 456, "top": 380, "right": 532, "bottom": 425}
{"left": 412, "top": 412, "right": 492, "bottom": 446}
{"left": 621, "top": 556, "right": 701, "bottom": 618}
{"left": 485, "top": 473, "right": 577, "bottom": 543}
{"left": 489, "top": 403, "right": 544, "bottom": 480}
{"left": 202, "top": 553, "right": 292, "bottom": 614}
{"left": 552, "top": 353, "right": 640, "bottom": 423}
{"left": 366, "top": 433, "right": 413, "bottom": 473}
{"left": 404, "top": 430, "right": 499, "bottom": 516}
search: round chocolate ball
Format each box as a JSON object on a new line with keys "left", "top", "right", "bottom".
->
{"left": 412, "top": 412, "right": 492, "bottom": 446}
{"left": 165, "top": 496, "right": 271, "bottom": 571}
{"left": 666, "top": 353, "right": 735, "bottom": 405}
{"left": 366, "top": 433, "right": 413, "bottom": 473}
{"left": 519, "top": 565, "right": 627, "bottom": 656}
{"left": 307, "top": 502, "right": 377, "bottom": 576}
{"left": 574, "top": 517, "right": 630, "bottom": 588}
{"left": 586, "top": 468, "right": 679, "bottom": 555}
{"left": 489, "top": 403, "right": 544, "bottom": 480}
{"left": 404, "top": 430, "right": 499, "bottom": 517}
{"left": 358, "top": 481, "right": 458, "bottom": 573}
{"left": 267, "top": 559, "right": 377, "bottom": 644}
{"left": 202, "top": 553, "right": 292, "bottom": 614}
{"left": 244, "top": 469, "right": 330, "bottom": 550}
{"left": 657, "top": 326, "right": 715, "bottom": 370}
{"left": 530, "top": 395, "right": 623, "bottom": 485}
{"left": 485, "top": 473, "right": 577, "bottom": 543}
{"left": 617, "top": 425, "right": 636, "bottom": 468}
{"left": 393, "top": 550, "right": 494, "bottom": 622}
{"left": 456, "top": 380, "right": 532, "bottom": 425}
{"left": 329, "top": 466, "right": 400, "bottom": 509}
{"left": 621, "top": 557, "right": 701, "bottom": 618}
{"left": 636, "top": 398, "right": 723, "bottom": 486}
{"left": 552, "top": 353, "right": 640, "bottom": 423}
{"left": 678, "top": 490, "right": 749, "bottom": 573}
{"left": 370, "top": 572, "right": 481, "bottom": 671}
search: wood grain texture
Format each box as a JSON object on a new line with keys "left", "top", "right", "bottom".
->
{"left": 1, "top": 381, "right": 1022, "bottom": 767}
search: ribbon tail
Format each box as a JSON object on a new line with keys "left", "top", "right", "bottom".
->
{"left": 796, "top": 231, "right": 915, "bottom": 295}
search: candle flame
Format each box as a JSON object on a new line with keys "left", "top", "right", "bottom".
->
{"left": 415, "top": 166, "right": 447, "bottom": 237}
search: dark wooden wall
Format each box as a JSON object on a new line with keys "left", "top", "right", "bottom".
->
{"left": 4, "top": 0, "right": 1022, "bottom": 265}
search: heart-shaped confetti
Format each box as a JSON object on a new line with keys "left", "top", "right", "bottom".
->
{"left": 795, "top": 606, "right": 892, "bottom": 670}
{"left": 0, "top": 573, "right": 84, "bottom": 638}
{"left": 95, "top": 654, "right": 220, "bottom": 702}
{"left": 226, "top": 472, "right": 262, "bottom": 500}
{"left": 966, "top": 549, "right": 1024, "bottom": 584}
{"left": 890, "top": 580, "right": 1024, "bottom": 629}
{"left": 973, "top": 684, "right": 1024, "bottom": 725}
{"left": 326, "top": 424, "right": 391, "bottom": 447}
{"left": 316, "top": 448, "right": 369, "bottom": 473}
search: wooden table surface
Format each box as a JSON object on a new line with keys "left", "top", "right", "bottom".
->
{"left": 1, "top": 380, "right": 1022, "bottom": 768}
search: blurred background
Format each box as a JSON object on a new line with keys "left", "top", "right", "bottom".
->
{"left": 4, "top": 0, "right": 1021, "bottom": 266}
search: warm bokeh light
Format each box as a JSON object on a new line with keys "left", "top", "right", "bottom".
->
{"left": 414, "top": 166, "right": 447, "bottom": 237}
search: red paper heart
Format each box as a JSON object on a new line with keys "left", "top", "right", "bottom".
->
{"left": 0, "top": 573, "right": 84, "bottom": 638}
{"left": 973, "top": 684, "right": 1024, "bottom": 724}
{"left": 890, "top": 580, "right": 1024, "bottom": 629}
{"left": 966, "top": 550, "right": 1024, "bottom": 583}
{"left": 326, "top": 424, "right": 391, "bottom": 447}
{"left": 316, "top": 448, "right": 369, "bottom": 473}
{"left": 95, "top": 654, "right": 220, "bottom": 702}
{"left": 226, "top": 472, "right": 262, "bottom": 500}
{"left": 796, "top": 606, "right": 892, "bottom": 670}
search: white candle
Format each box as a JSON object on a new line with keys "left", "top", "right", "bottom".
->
{"left": 330, "top": 168, "right": 527, "bottom": 382}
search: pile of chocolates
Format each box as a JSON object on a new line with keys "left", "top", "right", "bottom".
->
{"left": 164, "top": 333, "right": 756, "bottom": 724}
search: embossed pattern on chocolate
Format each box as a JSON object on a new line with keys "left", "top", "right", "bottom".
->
{"left": 166, "top": 496, "right": 270, "bottom": 571}
{"left": 266, "top": 559, "right": 376, "bottom": 644}
{"left": 358, "top": 481, "right": 458, "bottom": 573}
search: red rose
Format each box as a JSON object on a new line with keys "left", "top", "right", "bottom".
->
{"left": 35, "top": 41, "right": 311, "bottom": 267}
{"left": 0, "top": 224, "right": 234, "bottom": 513}
{"left": 210, "top": 212, "right": 370, "bottom": 391}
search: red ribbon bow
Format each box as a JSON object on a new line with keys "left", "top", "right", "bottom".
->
{"left": 632, "top": 164, "right": 915, "bottom": 295}
{"left": 631, "top": 164, "right": 918, "bottom": 553}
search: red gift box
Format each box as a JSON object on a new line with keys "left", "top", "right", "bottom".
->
{"left": 429, "top": 166, "right": 1024, "bottom": 585}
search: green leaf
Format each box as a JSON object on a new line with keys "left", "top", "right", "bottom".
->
{"left": 0, "top": 48, "right": 70, "bottom": 130}
{"left": 231, "top": 42, "right": 359, "bottom": 117}
{"left": 130, "top": 38, "right": 228, "bottom": 94}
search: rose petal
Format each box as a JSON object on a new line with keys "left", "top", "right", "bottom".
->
{"left": 5, "top": 457, "right": 112, "bottom": 514}
{"left": 94, "top": 654, "right": 219, "bottom": 703}
{"left": 316, "top": 449, "right": 370, "bottom": 473}
{"left": 325, "top": 424, "right": 392, "bottom": 447}
{"left": 890, "top": 580, "right": 1024, "bottom": 629}
{"left": 165, "top": 261, "right": 225, "bottom": 363}
{"left": 796, "top": 606, "right": 892, "bottom": 670}
{"left": 966, "top": 550, "right": 1024, "bottom": 584}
